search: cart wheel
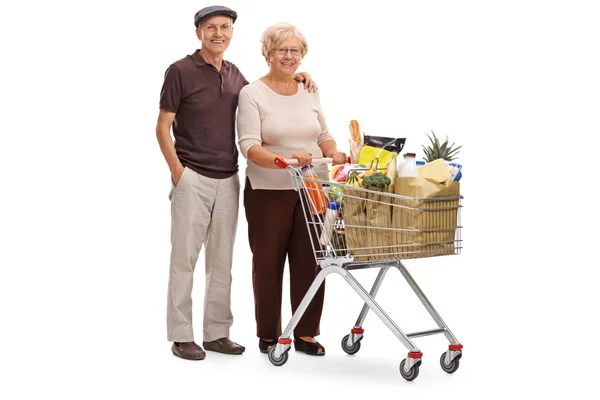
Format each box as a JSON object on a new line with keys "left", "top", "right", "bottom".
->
{"left": 440, "top": 352, "right": 460, "bottom": 374}
{"left": 399, "top": 359, "right": 420, "bottom": 381}
{"left": 341, "top": 334, "right": 361, "bottom": 355}
{"left": 268, "top": 346, "right": 289, "bottom": 367}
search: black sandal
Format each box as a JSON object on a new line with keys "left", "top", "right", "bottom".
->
{"left": 258, "top": 338, "right": 276, "bottom": 354}
{"left": 293, "top": 337, "right": 325, "bottom": 356}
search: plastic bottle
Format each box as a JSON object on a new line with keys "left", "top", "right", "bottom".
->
{"left": 319, "top": 201, "right": 341, "bottom": 246}
{"left": 301, "top": 165, "right": 328, "bottom": 215}
{"left": 398, "top": 153, "right": 418, "bottom": 177}
{"left": 397, "top": 153, "right": 406, "bottom": 177}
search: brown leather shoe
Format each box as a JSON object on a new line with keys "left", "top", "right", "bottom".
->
{"left": 172, "top": 342, "right": 206, "bottom": 360}
{"left": 203, "top": 338, "right": 245, "bottom": 355}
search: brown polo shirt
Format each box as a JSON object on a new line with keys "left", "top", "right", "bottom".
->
{"left": 160, "top": 50, "right": 249, "bottom": 179}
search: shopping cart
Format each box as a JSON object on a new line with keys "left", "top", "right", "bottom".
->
{"left": 268, "top": 157, "right": 463, "bottom": 381}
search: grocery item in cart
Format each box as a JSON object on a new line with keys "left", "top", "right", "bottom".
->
{"left": 329, "top": 163, "right": 366, "bottom": 183}
{"left": 361, "top": 172, "right": 393, "bottom": 261}
{"left": 342, "top": 171, "right": 369, "bottom": 260}
{"left": 416, "top": 159, "right": 463, "bottom": 181}
{"left": 357, "top": 135, "right": 406, "bottom": 173}
{"left": 385, "top": 152, "right": 398, "bottom": 193}
{"left": 343, "top": 170, "right": 396, "bottom": 262}
{"left": 348, "top": 120, "right": 363, "bottom": 164}
{"left": 392, "top": 170, "right": 460, "bottom": 258}
{"left": 326, "top": 185, "right": 344, "bottom": 205}
{"left": 301, "top": 165, "right": 328, "bottom": 215}
{"left": 363, "top": 135, "right": 406, "bottom": 154}
{"left": 447, "top": 162, "right": 462, "bottom": 181}
{"left": 396, "top": 152, "right": 418, "bottom": 198}
{"left": 319, "top": 201, "right": 341, "bottom": 246}
{"left": 398, "top": 153, "right": 418, "bottom": 178}
{"left": 417, "top": 158, "right": 451, "bottom": 182}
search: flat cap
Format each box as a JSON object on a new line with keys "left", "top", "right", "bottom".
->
{"left": 194, "top": 5, "right": 238, "bottom": 27}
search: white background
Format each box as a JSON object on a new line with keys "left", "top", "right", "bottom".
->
{"left": 1, "top": 0, "right": 599, "bottom": 398}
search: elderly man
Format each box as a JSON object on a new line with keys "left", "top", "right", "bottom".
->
{"left": 156, "top": 6, "right": 317, "bottom": 360}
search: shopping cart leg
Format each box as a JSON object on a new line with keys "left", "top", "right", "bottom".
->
{"left": 396, "top": 261, "right": 459, "bottom": 343}
{"left": 271, "top": 264, "right": 423, "bottom": 378}
{"left": 273, "top": 264, "right": 421, "bottom": 356}
{"left": 333, "top": 265, "right": 420, "bottom": 352}
{"left": 335, "top": 265, "right": 424, "bottom": 380}
{"left": 342, "top": 265, "right": 391, "bottom": 354}
{"left": 396, "top": 261, "right": 463, "bottom": 371}
{"left": 271, "top": 266, "right": 331, "bottom": 360}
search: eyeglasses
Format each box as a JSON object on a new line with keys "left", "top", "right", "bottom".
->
{"left": 273, "top": 47, "right": 303, "bottom": 57}
{"left": 201, "top": 24, "right": 232, "bottom": 33}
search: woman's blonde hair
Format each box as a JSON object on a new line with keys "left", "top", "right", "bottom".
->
{"left": 261, "top": 22, "right": 308, "bottom": 58}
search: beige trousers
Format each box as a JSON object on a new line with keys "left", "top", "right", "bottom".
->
{"left": 167, "top": 167, "right": 239, "bottom": 342}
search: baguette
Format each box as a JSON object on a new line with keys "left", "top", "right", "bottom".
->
{"left": 349, "top": 120, "right": 361, "bottom": 143}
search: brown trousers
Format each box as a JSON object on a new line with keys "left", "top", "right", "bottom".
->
{"left": 243, "top": 178, "right": 325, "bottom": 339}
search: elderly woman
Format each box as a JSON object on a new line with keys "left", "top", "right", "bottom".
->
{"left": 237, "top": 22, "right": 346, "bottom": 356}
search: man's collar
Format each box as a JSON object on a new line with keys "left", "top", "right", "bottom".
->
{"left": 191, "top": 49, "right": 208, "bottom": 68}
{"left": 191, "top": 49, "right": 228, "bottom": 70}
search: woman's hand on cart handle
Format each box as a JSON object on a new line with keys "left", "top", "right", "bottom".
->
{"left": 330, "top": 151, "right": 349, "bottom": 165}
{"left": 291, "top": 151, "right": 313, "bottom": 167}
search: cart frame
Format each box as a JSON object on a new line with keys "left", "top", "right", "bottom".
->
{"left": 268, "top": 158, "right": 464, "bottom": 381}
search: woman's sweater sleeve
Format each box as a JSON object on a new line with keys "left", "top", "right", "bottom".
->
{"left": 237, "top": 87, "right": 262, "bottom": 159}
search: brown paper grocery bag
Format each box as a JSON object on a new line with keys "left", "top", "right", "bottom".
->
{"left": 392, "top": 177, "right": 460, "bottom": 258}
{"left": 364, "top": 187, "right": 393, "bottom": 261}
{"left": 343, "top": 186, "right": 394, "bottom": 262}
{"left": 343, "top": 186, "right": 369, "bottom": 261}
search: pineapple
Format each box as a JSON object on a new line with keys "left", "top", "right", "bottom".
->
{"left": 422, "top": 131, "right": 461, "bottom": 162}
